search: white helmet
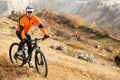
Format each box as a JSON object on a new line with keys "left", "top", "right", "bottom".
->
{"left": 26, "top": 5, "right": 34, "bottom": 12}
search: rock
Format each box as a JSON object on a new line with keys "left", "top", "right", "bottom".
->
{"left": 50, "top": 45, "right": 57, "bottom": 50}
{"left": 11, "top": 26, "right": 16, "bottom": 29}
{"left": 106, "top": 47, "right": 114, "bottom": 53}
{"left": 71, "top": 36, "right": 78, "bottom": 41}
{"left": 95, "top": 45, "right": 101, "bottom": 49}
{"left": 53, "top": 36, "right": 64, "bottom": 41}
{"left": 50, "top": 45, "right": 64, "bottom": 50}
{"left": 76, "top": 53, "right": 96, "bottom": 63}
{"left": 56, "top": 46, "right": 64, "bottom": 50}
{"left": 66, "top": 42, "right": 74, "bottom": 47}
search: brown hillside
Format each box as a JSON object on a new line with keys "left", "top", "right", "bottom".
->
{"left": 0, "top": 11, "right": 120, "bottom": 80}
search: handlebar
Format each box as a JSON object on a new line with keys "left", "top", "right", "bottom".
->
{"left": 23, "top": 37, "right": 48, "bottom": 47}
{"left": 31, "top": 37, "right": 47, "bottom": 42}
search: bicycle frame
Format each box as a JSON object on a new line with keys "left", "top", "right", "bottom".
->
{"left": 22, "top": 38, "right": 43, "bottom": 65}
{"left": 9, "top": 37, "right": 48, "bottom": 76}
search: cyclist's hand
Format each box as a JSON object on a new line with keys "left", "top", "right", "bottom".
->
{"left": 44, "top": 34, "right": 49, "bottom": 39}
{"left": 42, "top": 34, "right": 49, "bottom": 40}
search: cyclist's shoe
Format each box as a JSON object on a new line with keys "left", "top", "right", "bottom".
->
{"left": 28, "top": 61, "right": 34, "bottom": 68}
{"left": 14, "top": 50, "right": 24, "bottom": 60}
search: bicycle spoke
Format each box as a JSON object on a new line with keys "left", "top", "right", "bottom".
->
{"left": 35, "top": 51, "right": 48, "bottom": 77}
{"left": 9, "top": 43, "right": 24, "bottom": 66}
{"left": 17, "top": 57, "right": 24, "bottom": 61}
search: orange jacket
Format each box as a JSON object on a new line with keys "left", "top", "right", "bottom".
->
{"left": 16, "top": 14, "right": 47, "bottom": 39}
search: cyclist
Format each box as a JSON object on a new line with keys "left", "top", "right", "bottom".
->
{"left": 15, "top": 5, "right": 49, "bottom": 67}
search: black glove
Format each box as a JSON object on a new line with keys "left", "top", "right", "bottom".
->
{"left": 44, "top": 34, "right": 49, "bottom": 39}
{"left": 42, "top": 34, "right": 49, "bottom": 40}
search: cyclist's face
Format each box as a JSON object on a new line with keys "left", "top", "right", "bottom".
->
{"left": 26, "top": 11, "right": 33, "bottom": 18}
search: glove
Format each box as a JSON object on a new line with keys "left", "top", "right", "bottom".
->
{"left": 42, "top": 34, "right": 49, "bottom": 41}
{"left": 44, "top": 34, "right": 49, "bottom": 39}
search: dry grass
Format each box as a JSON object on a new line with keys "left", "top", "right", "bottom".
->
{"left": 0, "top": 55, "right": 36, "bottom": 80}
{"left": 69, "top": 15, "right": 84, "bottom": 29}
{"left": 1, "top": 10, "right": 120, "bottom": 80}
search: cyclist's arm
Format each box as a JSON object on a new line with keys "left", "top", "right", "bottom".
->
{"left": 20, "top": 25, "right": 26, "bottom": 39}
{"left": 19, "top": 18, "right": 26, "bottom": 40}
{"left": 38, "top": 24, "right": 47, "bottom": 35}
{"left": 34, "top": 16, "right": 47, "bottom": 35}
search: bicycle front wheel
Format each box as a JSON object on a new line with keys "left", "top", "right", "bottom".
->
{"left": 35, "top": 50, "right": 48, "bottom": 77}
{"left": 9, "top": 43, "right": 23, "bottom": 66}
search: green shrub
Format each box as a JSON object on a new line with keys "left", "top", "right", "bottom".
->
{"left": 115, "top": 53, "right": 120, "bottom": 67}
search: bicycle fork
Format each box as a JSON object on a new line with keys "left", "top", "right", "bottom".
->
{"left": 35, "top": 47, "right": 44, "bottom": 65}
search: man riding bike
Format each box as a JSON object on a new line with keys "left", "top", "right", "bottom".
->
{"left": 15, "top": 5, "right": 49, "bottom": 67}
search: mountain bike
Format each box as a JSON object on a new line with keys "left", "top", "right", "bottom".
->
{"left": 9, "top": 38, "right": 48, "bottom": 77}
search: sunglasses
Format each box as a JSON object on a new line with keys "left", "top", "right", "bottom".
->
{"left": 27, "top": 11, "right": 33, "bottom": 13}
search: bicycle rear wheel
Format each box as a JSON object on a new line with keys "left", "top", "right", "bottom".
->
{"left": 9, "top": 42, "right": 23, "bottom": 66}
{"left": 35, "top": 50, "right": 48, "bottom": 77}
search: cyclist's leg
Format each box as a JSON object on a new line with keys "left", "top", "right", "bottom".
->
{"left": 16, "top": 31, "right": 25, "bottom": 51}
{"left": 14, "top": 31, "right": 26, "bottom": 60}
{"left": 25, "top": 33, "right": 32, "bottom": 60}
{"left": 18, "top": 40, "right": 26, "bottom": 51}
{"left": 25, "top": 33, "right": 31, "bottom": 40}
{"left": 16, "top": 31, "right": 22, "bottom": 41}
{"left": 25, "top": 33, "right": 33, "bottom": 67}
